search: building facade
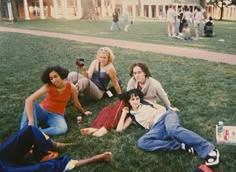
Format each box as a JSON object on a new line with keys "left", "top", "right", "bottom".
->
{"left": 1, "top": 0, "right": 235, "bottom": 21}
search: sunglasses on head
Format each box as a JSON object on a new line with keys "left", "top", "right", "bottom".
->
{"left": 100, "top": 48, "right": 110, "bottom": 53}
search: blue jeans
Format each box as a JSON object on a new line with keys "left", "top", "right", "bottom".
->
{"left": 20, "top": 103, "right": 68, "bottom": 136}
{"left": 137, "top": 110, "right": 214, "bottom": 159}
{"left": 110, "top": 21, "right": 121, "bottom": 31}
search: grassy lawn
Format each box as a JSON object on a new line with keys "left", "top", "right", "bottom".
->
{"left": 0, "top": 18, "right": 236, "bottom": 54}
{"left": 0, "top": 21, "right": 236, "bottom": 172}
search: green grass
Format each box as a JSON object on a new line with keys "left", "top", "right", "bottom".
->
{"left": 0, "top": 23, "right": 236, "bottom": 172}
{"left": 1, "top": 18, "right": 236, "bottom": 54}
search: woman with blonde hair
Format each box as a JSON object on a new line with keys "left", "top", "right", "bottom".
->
{"left": 68, "top": 47, "right": 122, "bottom": 100}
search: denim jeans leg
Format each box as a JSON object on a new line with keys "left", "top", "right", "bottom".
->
{"left": 137, "top": 117, "right": 180, "bottom": 151}
{"left": 110, "top": 22, "right": 115, "bottom": 30}
{"left": 164, "top": 111, "right": 215, "bottom": 158}
{"left": 42, "top": 113, "right": 67, "bottom": 136}
{"left": 20, "top": 103, "right": 47, "bottom": 129}
{"left": 116, "top": 22, "right": 121, "bottom": 30}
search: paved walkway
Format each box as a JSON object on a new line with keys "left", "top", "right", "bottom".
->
{"left": 1, "top": 27, "right": 236, "bottom": 65}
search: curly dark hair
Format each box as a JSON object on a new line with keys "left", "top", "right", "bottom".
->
{"left": 129, "top": 62, "right": 151, "bottom": 78}
{"left": 41, "top": 65, "right": 69, "bottom": 84}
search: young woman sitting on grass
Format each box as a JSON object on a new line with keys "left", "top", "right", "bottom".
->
{"left": 116, "top": 89, "right": 220, "bottom": 166}
{"left": 68, "top": 47, "right": 122, "bottom": 100}
{"left": 20, "top": 65, "right": 92, "bottom": 136}
{"left": 0, "top": 126, "right": 112, "bottom": 172}
{"left": 127, "top": 62, "right": 172, "bottom": 108}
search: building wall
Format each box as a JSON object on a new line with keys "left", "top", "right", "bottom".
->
{"left": 2, "top": 0, "right": 236, "bottom": 21}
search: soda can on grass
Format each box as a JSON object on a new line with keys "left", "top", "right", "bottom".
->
{"left": 217, "top": 121, "right": 224, "bottom": 133}
{"left": 77, "top": 116, "right": 82, "bottom": 126}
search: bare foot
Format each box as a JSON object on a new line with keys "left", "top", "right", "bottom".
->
{"left": 92, "top": 127, "right": 108, "bottom": 137}
{"left": 80, "top": 128, "right": 98, "bottom": 135}
{"left": 94, "top": 152, "right": 112, "bottom": 162}
{"left": 51, "top": 140, "right": 73, "bottom": 148}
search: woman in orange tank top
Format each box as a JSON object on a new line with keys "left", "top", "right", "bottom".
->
{"left": 20, "top": 65, "right": 92, "bottom": 136}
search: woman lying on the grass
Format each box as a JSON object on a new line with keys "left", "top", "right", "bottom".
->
{"left": 20, "top": 65, "right": 92, "bottom": 136}
{"left": 116, "top": 89, "right": 220, "bottom": 166}
{"left": 0, "top": 126, "right": 112, "bottom": 172}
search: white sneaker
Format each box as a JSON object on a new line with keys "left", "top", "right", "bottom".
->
{"left": 205, "top": 148, "right": 220, "bottom": 166}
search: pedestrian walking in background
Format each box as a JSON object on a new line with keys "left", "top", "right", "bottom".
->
{"left": 110, "top": 9, "right": 121, "bottom": 31}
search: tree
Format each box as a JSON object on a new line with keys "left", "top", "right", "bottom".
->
{"left": 138, "top": 0, "right": 141, "bottom": 16}
{"left": 228, "top": 0, "right": 236, "bottom": 5}
{"left": 199, "top": 0, "right": 207, "bottom": 9}
{"left": 199, "top": 0, "right": 207, "bottom": 17}
{"left": 0, "top": 0, "right": 17, "bottom": 21}
{"left": 208, "top": 0, "right": 225, "bottom": 20}
{"left": 81, "top": 0, "right": 96, "bottom": 20}
{"left": 10, "top": 0, "right": 18, "bottom": 21}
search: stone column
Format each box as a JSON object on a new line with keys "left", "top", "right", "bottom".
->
{"left": 156, "top": 5, "right": 159, "bottom": 19}
{"left": 140, "top": 2, "right": 144, "bottom": 17}
{"left": 122, "top": 1, "right": 127, "bottom": 15}
{"left": 148, "top": 5, "right": 152, "bottom": 18}
{"left": 39, "top": 0, "right": 45, "bottom": 19}
{"left": 228, "top": 7, "right": 231, "bottom": 19}
{"left": 163, "top": 5, "right": 166, "bottom": 19}
{"left": 61, "top": 0, "right": 68, "bottom": 18}
{"left": 132, "top": 4, "right": 136, "bottom": 17}
{"left": 213, "top": 6, "right": 216, "bottom": 18}
{"left": 23, "top": 0, "right": 30, "bottom": 20}
{"left": 217, "top": 7, "right": 220, "bottom": 20}
{"left": 101, "top": 0, "right": 105, "bottom": 16}
{"left": 52, "top": 0, "right": 58, "bottom": 18}
{"left": 233, "top": 7, "right": 236, "bottom": 19}
{"left": 111, "top": 0, "right": 115, "bottom": 11}
{"left": 7, "top": 0, "right": 13, "bottom": 21}
{"left": 76, "top": 0, "right": 82, "bottom": 19}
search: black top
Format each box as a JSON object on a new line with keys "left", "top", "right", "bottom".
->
{"left": 113, "top": 12, "right": 119, "bottom": 22}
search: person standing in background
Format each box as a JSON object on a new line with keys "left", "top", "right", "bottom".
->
{"left": 124, "top": 10, "right": 130, "bottom": 32}
{"left": 110, "top": 9, "right": 121, "bottom": 31}
{"left": 193, "top": 7, "right": 205, "bottom": 40}
{"left": 183, "top": 8, "right": 193, "bottom": 27}
{"left": 166, "top": 4, "right": 176, "bottom": 37}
